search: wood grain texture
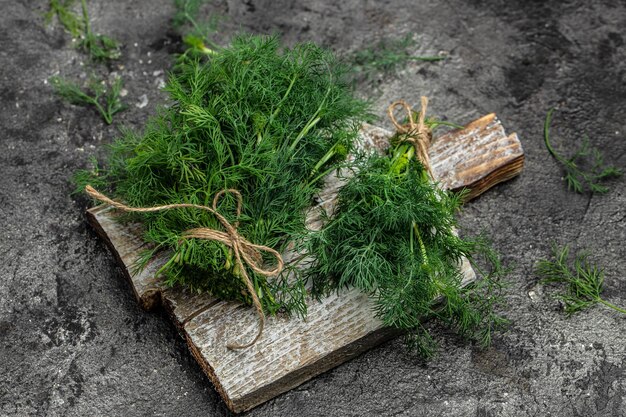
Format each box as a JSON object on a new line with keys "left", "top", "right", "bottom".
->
{"left": 85, "top": 114, "right": 523, "bottom": 413}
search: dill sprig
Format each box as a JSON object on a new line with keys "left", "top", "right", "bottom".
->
{"left": 75, "top": 35, "right": 369, "bottom": 317}
{"left": 76, "top": 0, "right": 121, "bottom": 62}
{"left": 537, "top": 244, "right": 626, "bottom": 315}
{"left": 544, "top": 108, "right": 622, "bottom": 194}
{"left": 45, "top": 0, "right": 120, "bottom": 62}
{"left": 349, "top": 34, "right": 444, "bottom": 82}
{"left": 45, "top": 0, "right": 83, "bottom": 38}
{"left": 50, "top": 76, "right": 126, "bottom": 124}
{"left": 172, "top": 0, "right": 221, "bottom": 61}
{"left": 307, "top": 135, "right": 507, "bottom": 356}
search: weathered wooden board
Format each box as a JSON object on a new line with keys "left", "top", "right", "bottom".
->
{"left": 86, "top": 114, "right": 523, "bottom": 413}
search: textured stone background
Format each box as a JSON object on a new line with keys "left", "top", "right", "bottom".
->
{"left": 1, "top": 0, "right": 625, "bottom": 416}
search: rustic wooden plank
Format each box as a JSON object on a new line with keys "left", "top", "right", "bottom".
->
{"left": 86, "top": 114, "right": 524, "bottom": 413}
{"left": 86, "top": 206, "right": 165, "bottom": 310}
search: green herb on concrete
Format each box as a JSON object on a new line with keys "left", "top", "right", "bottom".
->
{"left": 45, "top": 0, "right": 120, "bottom": 62}
{"left": 537, "top": 244, "right": 626, "bottom": 315}
{"left": 544, "top": 108, "right": 622, "bottom": 194}
{"left": 76, "top": 0, "right": 121, "bottom": 61}
{"left": 51, "top": 76, "right": 126, "bottom": 124}
{"left": 349, "top": 34, "right": 444, "bottom": 82}
{"left": 45, "top": 0, "right": 83, "bottom": 38}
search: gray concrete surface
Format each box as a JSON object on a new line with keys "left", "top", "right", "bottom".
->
{"left": 1, "top": 0, "right": 625, "bottom": 416}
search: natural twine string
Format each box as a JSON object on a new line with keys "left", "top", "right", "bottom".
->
{"left": 85, "top": 185, "right": 284, "bottom": 350}
{"left": 386, "top": 96, "right": 434, "bottom": 179}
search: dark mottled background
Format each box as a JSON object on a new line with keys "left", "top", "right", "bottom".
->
{"left": 1, "top": 0, "right": 625, "bottom": 416}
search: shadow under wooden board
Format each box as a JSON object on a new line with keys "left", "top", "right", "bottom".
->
{"left": 86, "top": 113, "right": 524, "bottom": 413}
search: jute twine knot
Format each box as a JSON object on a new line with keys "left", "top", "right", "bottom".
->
{"left": 387, "top": 96, "right": 434, "bottom": 179}
{"left": 85, "top": 185, "right": 284, "bottom": 350}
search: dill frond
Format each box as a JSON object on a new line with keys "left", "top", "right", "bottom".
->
{"left": 45, "top": 0, "right": 83, "bottom": 38}
{"left": 537, "top": 244, "right": 626, "bottom": 315}
{"left": 544, "top": 108, "right": 622, "bottom": 194}
{"left": 45, "top": 0, "right": 120, "bottom": 62}
{"left": 51, "top": 75, "right": 126, "bottom": 124}
{"left": 349, "top": 34, "right": 444, "bottom": 83}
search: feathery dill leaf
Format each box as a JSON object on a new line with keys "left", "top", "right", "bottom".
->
{"left": 537, "top": 244, "right": 626, "bottom": 315}
{"left": 75, "top": 35, "right": 369, "bottom": 316}
{"left": 45, "top": 0, "right": 83, "bottom": 38}
{"left": 51, "top": 76, "right": 126, "bottom": 124}
{"left": 544, "top": 108, "right": 622, "bottom": 194}
{"left": 45, "top": 0, "right": 120, "bottom": 62}
{"left": 172, "top": 0, "right": 221, "bottom": 61}
{"left": 349, "top": 34, "right": 444, "bottom": 84}
{"left": 307, "top": 135, "right": 507, "bottom": 356}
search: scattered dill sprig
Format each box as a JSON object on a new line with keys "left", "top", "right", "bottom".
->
{"left": 349, "top": 34, "right": 444, "bottom": 82}
{"left": 45, "top": 0, "right": 121, "bottom": 62}
{"left": 75, "top": 35, "right": 369, "bottom": 317}
{"left": 45, "top": 0, "right": 83, "bottom": 38}
{"left": 50, "top": 76, "right": 126, "bottom": 124}
{"left": 76, "top": 0, "right": 121, "bottom": 61}
{"left": 307, "top": 129, "right": 507, "bottom": 356}
{"left": 544, "top": 108, "right": 622, "bottom": 194}
{"left": 172, "top": 0, "right": 221, "bottom": 61}
{"left": 537, "top": 244, "right": 626, "bottom": 315}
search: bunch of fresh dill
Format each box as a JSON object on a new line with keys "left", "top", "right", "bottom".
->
{"left": 307, "top": 129, "right": 507, "bottom": 356}
{"left": 76, "top": 35, "right": 368, "bottom": 317}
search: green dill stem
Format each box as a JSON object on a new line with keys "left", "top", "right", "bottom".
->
{"left": 306, "top": 162, "right": 339, "bottom": 187}
{"left": 389, "top": 142, "right": 414, "bottom": 175}
{"left": 413, "top": 222, "right": 429, "bottom": 264}
{"left": 288, "top": 68, "right": 333, "bottom": 153}
{"left": 544, "top": 108, "right": 566, "bottom": 166}
{"left": 407, "top": 56, "right": 445, "bottom": 62}
{"left": 598, "top": 298, "right": 626, "bottom": 315}
{"left": 80, "top": 0, "right": 90, "bottom": 38}
{"left": 96, "top": 102, "right": 112, "bottom": 124}
{"left": 289, "top": 115, "right": 322, "bottom": 153}
{"left": 309, "top": 138, "right": 347, "bottom": 179}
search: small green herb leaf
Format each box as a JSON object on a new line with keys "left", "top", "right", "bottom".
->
{"left": 544, "top": 108, "right": 622, "bottom": 194}
{"left": 45, "top": 0, "right": 84, "bottom": 38}
{"left": 536, "top": 244, "right": 626, "bottom": 315}
{"left": 349, "top": 34, "right": 445, "bottom": 84}
{"left": 51, "top": 76, "right": 126, "bottom": 124}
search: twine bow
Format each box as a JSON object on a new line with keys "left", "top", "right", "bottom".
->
{"left": 85, "top": 185, "right": 283, "bottom": 350}
{"left": 387, "top": 96, "right": 434, "bottom": 179}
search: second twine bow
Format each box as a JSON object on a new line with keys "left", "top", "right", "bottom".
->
{"left": 387, "top": 96, "right": 434, "bottom": 179}
{"left": 85, "top": 185, "right": 283, "bottom": 350}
